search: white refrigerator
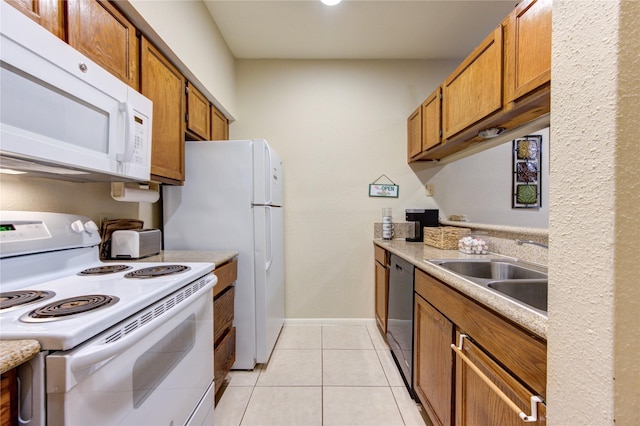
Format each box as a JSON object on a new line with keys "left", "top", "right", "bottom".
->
{"left": 163, "top": 139, "right": 284, "bottom": 370}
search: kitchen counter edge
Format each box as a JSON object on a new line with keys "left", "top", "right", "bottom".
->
{"left": 0, "top": 340, "right": 40, "bottom": 374}
{"left": 374, "top": 239, "right": 547, "bottom": 339}
{"left": 143, "top": 250, "right": 238, "bottom": 268}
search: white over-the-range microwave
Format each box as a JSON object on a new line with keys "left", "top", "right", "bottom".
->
{"left": 0, "top": 2, "right": 153, "bottom": 182}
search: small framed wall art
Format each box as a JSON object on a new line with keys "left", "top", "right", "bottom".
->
{"left": 512, "top": 135, "right": 542, "bottom": 208}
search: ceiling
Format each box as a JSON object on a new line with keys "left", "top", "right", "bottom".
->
{"left": 203, "top": 0, "right": 516, "bottom": 60}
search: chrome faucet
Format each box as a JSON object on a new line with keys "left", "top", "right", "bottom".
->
{"left": 516, "top": 239, "right": 548, "bottom": 249}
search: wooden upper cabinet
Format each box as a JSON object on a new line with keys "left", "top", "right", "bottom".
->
{"left": 4, "top": 0, "right": 64, "bottom": 38}
{"left": 443, "top": 26, "right": 503, "bottom": 140}
{"left": 211, "top": 104, "right": 229, "bottom": 141}
{"left": 504, "top": 0, "right": 552, "bottom": 104}
{"left": 407, "top": 106, "right": 422, "bottom": 160}
{"left": 407, "top": 87, "right": 442, "bottom": 163}
{"left": 140, "top": 37, "right": 186, "bottom": 184}
{"left": 186, "top": 82, "right": 211, "bottom": 140}
{"left": 422, "top": 87, "right": 442, "bottom": 152}
{"left": 66, "top": 0, "right": 138, "bottom": 89}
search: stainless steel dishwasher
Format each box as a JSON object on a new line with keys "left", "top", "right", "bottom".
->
{"left": 386, "top": 254, "right": 415, "bottom": 398}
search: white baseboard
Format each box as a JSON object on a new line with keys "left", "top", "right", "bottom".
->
{"left": 284, "top": 318, "right": 377, "bottom": 326}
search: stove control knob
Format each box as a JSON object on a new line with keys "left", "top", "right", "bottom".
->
{"left": 84, "top": 220, "right": 99, "bottom": 235}
{"left": 70, "top": 220, "right": 85, "bottom": 233}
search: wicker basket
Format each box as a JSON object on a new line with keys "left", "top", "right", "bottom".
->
{"left": 423, "top": 226, "right": 471, "bottom": 249}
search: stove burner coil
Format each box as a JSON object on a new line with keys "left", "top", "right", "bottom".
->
{"left": 0, "top": 290, "right": 55, "bottom": 311}
{"left": 124, "top": 265, "right": 190, "bottom": 279}
{"left": 78, "top": 265, "right": 133, "bottom": 276}
{"left": 21, "top": 295, "right": 119, "bottom": 322}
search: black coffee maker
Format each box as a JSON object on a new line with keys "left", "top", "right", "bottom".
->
{"left": 405, "top": 209, "right": 439, "bottom": 242}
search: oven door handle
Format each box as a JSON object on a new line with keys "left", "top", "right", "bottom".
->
{"left": 69, "top": 275, "right": 216, "bottom": 372}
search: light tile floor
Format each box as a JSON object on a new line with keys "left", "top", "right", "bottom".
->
{"left": 214, "top": 324, "right": 431, "bottom": 426}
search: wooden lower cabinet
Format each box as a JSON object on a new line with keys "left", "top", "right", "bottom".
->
{"left": 374, "top": 245, "right": 389, "bottom": 333}
{"left": 213, "top": 258, "right": 238, "bottom": 399}
{"left": 454, "top": 332, "right": 546, "bottom": 425}
{"left": 0, "top": 369, "right": 17, "bottom": 426}
{"left": 414, "top": 268, "right": 547, "bottom": 426}
{"left": 414, "top": 293, "right": 454, "bottom": 426}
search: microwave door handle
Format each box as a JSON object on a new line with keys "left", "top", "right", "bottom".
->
{"left": 117, "top": 102, "right": 135, "bottom": 163}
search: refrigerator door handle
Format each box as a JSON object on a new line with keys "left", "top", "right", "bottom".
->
{"left": 264, "top": 142, "right": 272, "bottom": 205}
{"left": 265, "top": 206, "right": 273, "bottom": 271}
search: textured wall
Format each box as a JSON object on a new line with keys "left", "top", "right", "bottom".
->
{"left": 549, "top": 1, "right": 639, "bottom": 424}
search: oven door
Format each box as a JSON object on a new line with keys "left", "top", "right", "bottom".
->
{"left": 45, "top": 276, "right": 215, "bottom": 426}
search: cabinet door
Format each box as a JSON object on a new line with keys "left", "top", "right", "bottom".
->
{"left": 443, "top": 26, "right": 503, "bottom": 139}
{"left": 407, "top": 105, "right": 422, "bottom": 160}
{"left": 211, "top": 104, "right": 229, "bottom": 140}
{"left": 140, "top": 37, "right": 186, "bottom": 184}
{"left": 3, "top": 0, "right": 63, "bottom": 39}
{"left": 375, "top": 260, "right": 388, "bottom": 333}
{"left": 186, "top": 82, "right": 211, "bottom": 140}
{"left": 422, "top": 87, "right": 442, "bottom": 151}
{"left": 455, "top": 333, "right": 546, "bottom": 425}
{"left": 66, "top": 0, "right": 138, "bottom": 89}
{"left": 504, "top": 0, "right": 552, "bottom": 103}
{"left": 0, "top": 369, "right": 17, "bottom": 426}
{"left": 414, "top": 293, "right": 454, "bottom": 426}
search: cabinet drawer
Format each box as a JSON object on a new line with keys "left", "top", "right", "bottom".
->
{"left": 214, "top": 326, "right": 236, "bottom": 397}
{"left": 415, "top": 269, "right": 546, "bottom": 398}
{"left": 213, "top": 258, "right": 238, "bottom": 297}
{"left": 374, "top": 245, "right": 388, "bottom": 266}
{"left": 214, "top": 285, "right": 234, "bottom": 344}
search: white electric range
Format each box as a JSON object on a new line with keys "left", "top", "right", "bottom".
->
{"left": 0, "top": 211, "right": 217, "bottom": 426}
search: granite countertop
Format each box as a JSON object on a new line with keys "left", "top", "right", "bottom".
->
{"left": 143, "top": 250, "right": 238, "bottom": 267}
{"left": 0, "top": 340, "right": 40, "bottom": 374}
{"left": 374, "top": 239, "right": 547, "bottom": 339}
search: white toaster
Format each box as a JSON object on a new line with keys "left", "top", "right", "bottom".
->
{"left": 110, "top": 229, "right": 161, "bottom": 259}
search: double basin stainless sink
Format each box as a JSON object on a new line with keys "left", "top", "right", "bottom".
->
{"left": 426, "top": 258, "right": 548, "bottom": 314}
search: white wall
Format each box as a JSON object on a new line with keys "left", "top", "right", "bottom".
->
{"left": 549, "top": 0, "right": 639, "bottom": 424}
{"left": 0, "top": 175, "right": 143, "bottom": 226}
{"left": 428, "top": 127, "right": 549, "bottom": 228}
{"left": 127, "top": 0, "right": 236, "bottom": 117}
{"left": 231, "top": 59, "right": 458, "bottom": 318}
